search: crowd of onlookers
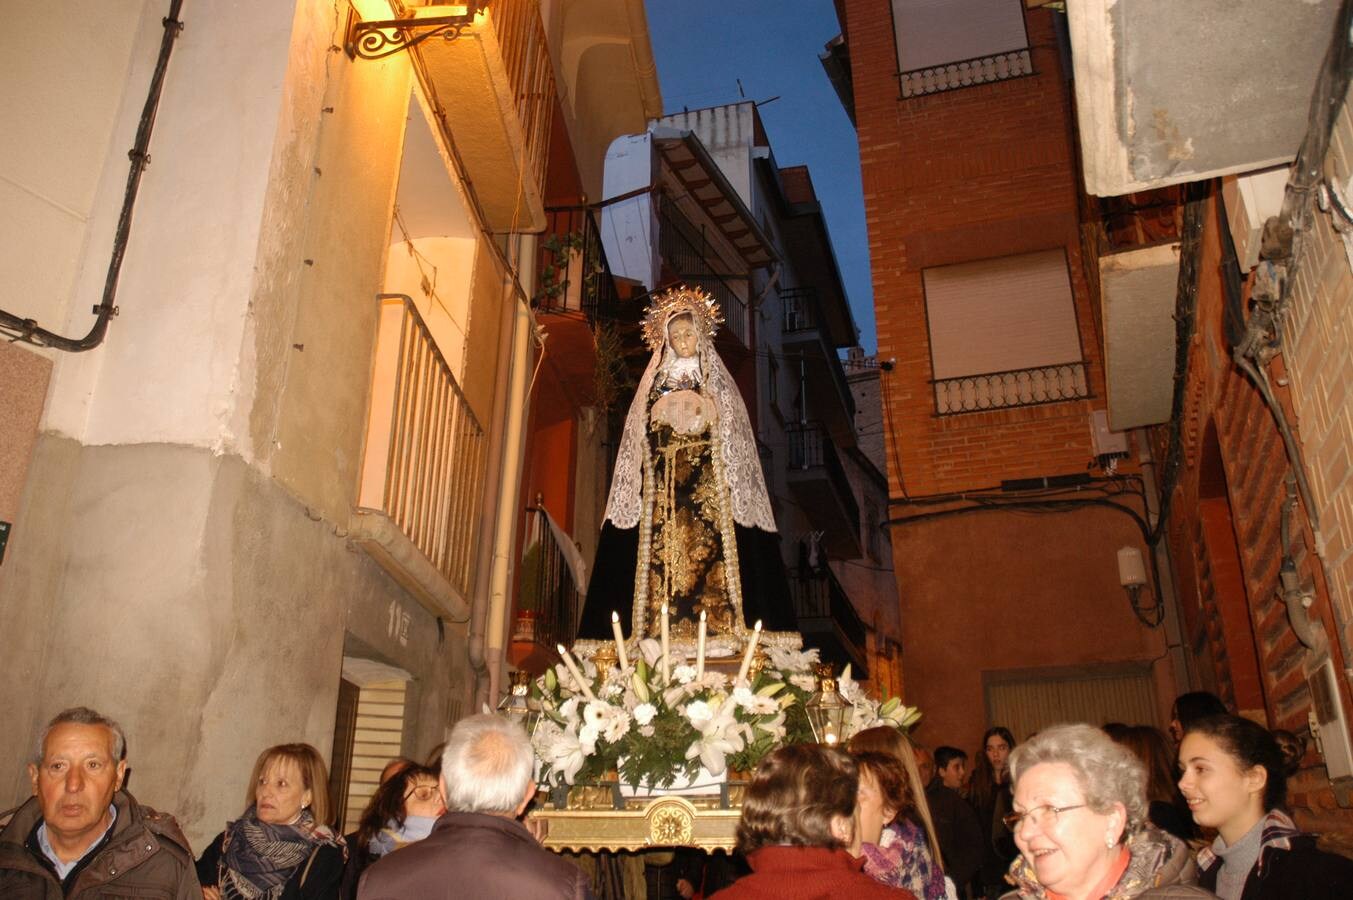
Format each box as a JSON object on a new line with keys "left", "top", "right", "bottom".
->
{"left": 3, "top": 692, "right": 1352, "bottom": 899}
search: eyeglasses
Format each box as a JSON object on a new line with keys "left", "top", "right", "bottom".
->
{"left": 405, "top": 784, "right": 441, "bottom": 803}
{"left": 1002, "top": 804, "right": 1086, "bottom": 831}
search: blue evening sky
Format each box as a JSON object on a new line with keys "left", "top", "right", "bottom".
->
{"left": 644, "top": 0, "right": 876, "bottom": 352}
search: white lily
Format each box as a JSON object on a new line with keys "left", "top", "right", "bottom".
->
{"left": 683, "top": 698, "right": 746, "bottom": 776}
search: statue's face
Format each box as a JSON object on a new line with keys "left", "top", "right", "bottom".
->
{"left": 667, "top": 316, "right": 699, "bottom": 359}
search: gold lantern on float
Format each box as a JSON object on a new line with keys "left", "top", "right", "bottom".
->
{"left": 804, "top": 663, "right": 850, "bottom": 746}
{"left": 497, "top": 669, "right": 542, "bottom": 736}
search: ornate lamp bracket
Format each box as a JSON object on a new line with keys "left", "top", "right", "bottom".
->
{"left": 345, "top": 4, "right": 486, "bottom": 61}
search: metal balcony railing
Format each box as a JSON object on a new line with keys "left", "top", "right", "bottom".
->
{"left": 358, "top": 296, "right": 487, "bottom": 597}
{"left": 658, "top": 196, "right": 749, "bottom": 346}
{"left": 898, "top": 48, "right": 1033, "bottom": 99}
{"left": 514, "top": 504, "right": 582, "bottom": 651}
{"left": 536, "top": 206, "right": 621, "bottom": 324}
{"left": 932, "top": 361, "right": 1090, "bottom": 416}
{"left": 786, "top": 421, "right": 860, "bottom": 534}
{"left": 781, "top": 286, "right": 821, "bottom": 333}
{"left": 789, "top": 567, "right": 868, "bottom": 672}
{"left": 490, "top": 0, "right": 553, "bottom": 201}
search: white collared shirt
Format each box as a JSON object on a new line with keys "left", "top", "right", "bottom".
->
{"left": 37, "top": 804, "right": 117, "bottom": 880}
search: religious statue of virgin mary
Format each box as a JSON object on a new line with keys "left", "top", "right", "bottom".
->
{"left": 576, "top": 286, "right": 797, "bottom": 651}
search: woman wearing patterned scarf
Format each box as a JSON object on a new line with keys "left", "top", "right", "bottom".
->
{"left": 1180, "top": 715, "right": 1353, "bottom": 899}
{"left": 197, "top": 743, "right": 346, "bottom": 900}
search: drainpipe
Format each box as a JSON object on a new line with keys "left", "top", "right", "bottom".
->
{"left": 484, "top": 235, "right": 539, "bottom": 704}
{"left": 1133, "top": 429, "right": 1194, "bottom": 693}
{"left": 468, "top": 236, "right": 537, "bottom": 711}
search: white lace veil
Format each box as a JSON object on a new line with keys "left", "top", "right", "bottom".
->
{"left": 603, "top": 310, "right": 777, "bottom": 533}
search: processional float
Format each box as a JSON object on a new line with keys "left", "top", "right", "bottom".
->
{"left": 508, "top": 286, "right": 918, "bottom": 852}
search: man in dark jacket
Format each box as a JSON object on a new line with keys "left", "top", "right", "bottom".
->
{"left": 358, "top": 713, "right": 592, "bottom": 900}
{"left": 924, "top": 746, "right": 983, "bottom": 894}
{"left": 0, "top": 706, "right": 199, "bottom": 899}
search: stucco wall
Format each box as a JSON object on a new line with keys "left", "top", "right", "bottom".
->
{"left": 0, "top": 438, "right": 464, "bottom": 849}
{"left": 893, "top": 506, "right": 1171, "bottom": 757}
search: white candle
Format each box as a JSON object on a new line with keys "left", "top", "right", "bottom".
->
{"left": 696, "top": 610, "right": 707, "bottom": 676}
{"left": 736, "top": 620, "right": 763, "bottom": 684}
{"left": 611, "top": 611, "right": 630, "bottom": 670}
{"left": 660, "top": 604, "right": 671, "bottom": 682}
{"left": 556, "top": 644, "right": 596, "bottom": 701}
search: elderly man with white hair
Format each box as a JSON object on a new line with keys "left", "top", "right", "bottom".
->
{"left": 357, "top": 713, "right": 592, "bottom": 900}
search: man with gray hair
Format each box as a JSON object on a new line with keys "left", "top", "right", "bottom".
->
{"left": 0, "top": 706, "right": 199, "bottom": 898}
{"left": 358, "top": 713, "right": 592, "bottom": 899}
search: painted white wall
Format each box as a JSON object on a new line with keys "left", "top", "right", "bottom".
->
{"left": 0, "top": 1, "right": 152, "bottom": 334}
{"left": 601, "top": 133, "right": 658, "bottom": 288}
{"left": 35, "top": 0, "right": 300, "bottom": 452}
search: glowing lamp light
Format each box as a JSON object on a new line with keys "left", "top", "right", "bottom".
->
{"left": 497, "top": 669, "right": 541, "bottom": 737}
{"left": 804, "top": 663, "right": 850, "bottom": 746}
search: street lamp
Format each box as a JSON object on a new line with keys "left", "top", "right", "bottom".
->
{"left": 804, "top": 663, "right": 850, "bottom": 746}
{"left": 497, "top": 669, "right": 541, "bottom": 736}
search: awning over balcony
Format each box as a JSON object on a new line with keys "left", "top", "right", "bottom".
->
{"left": 651, "top": 128, "right": 777, "bottom": 269}
{"left": 407, "top": 1, "right": 555, "bottom": 231}
{"left": 1066, "top": 0, "right": 1339, "bottom": 196}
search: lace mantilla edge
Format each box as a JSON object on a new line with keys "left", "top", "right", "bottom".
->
{"left": 603, "top": 337, "right": 776, "bottom": 533}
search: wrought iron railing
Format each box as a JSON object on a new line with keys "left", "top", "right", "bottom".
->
{"left": 489, "top": 0, "right": 554, "bottom": 199}
{"left": 536, "top": 206, "right": 621, "bottom": 323}
{"left": 781, "top": 286, "right": 820, "bottom": 333}
{"left": 658, "top": 196, "right": 749, "bottom": 346}
{"left": 787, "top": 422, "right": 860, "bottom": 536}
{"left": 358, "top": 295, "right": 487, "bottom": 597}
{"left": 932, "top": 361, "right": 1089, "bottom": 416}
{"left": 789, "top": 568, "right": 868, "bottom": 673}
{"left": 514, "top": 503, "right": 582, "bottom": 651}
{"left": 898, "top": 48, "right": 1033, "bottom": 99}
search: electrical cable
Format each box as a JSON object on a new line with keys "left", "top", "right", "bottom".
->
{"left": 0, "top": 1, "right": 185, "bottom": 351}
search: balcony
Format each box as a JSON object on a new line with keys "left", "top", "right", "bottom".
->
{"left": 400, "top": 1, "right": 556, "bottom": 232}
{"left": 658, "top": 196, "right": 750, "bottom": 348}
{"left": 898, "top": 48, "right": 1032, "bottom": 99}
{"left": 789, "top": 568, "right": 868, "bottom": 677}
{"left": 535, "top": 206, "right": 621, "bottom": 324}
{"left": 780, "top": 287, "right": 855, "bottom": 438}
{"left": 786, "top": 422, "right": 861, "bottom": 559}
{"left": 510, "top": 503, "right": 583, "bottom": 671}
{"left": 932, "top": 362, "right": 1089, "bottom": 417}
{"left": 352, "top": 295, "right": 487, "bottom": 619}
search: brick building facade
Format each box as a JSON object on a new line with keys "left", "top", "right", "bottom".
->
{"left": 833, "top": 0, "right": 1353, "bottom": 831}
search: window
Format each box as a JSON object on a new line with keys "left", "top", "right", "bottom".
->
{"left": 923, "top": 248, "right": 1088, "bottom": 415}
{"left": 892, "top": 0, "right": 1032, "bottom": 98}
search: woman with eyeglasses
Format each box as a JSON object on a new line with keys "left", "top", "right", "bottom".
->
{"left": 1179, "top": 714, "right": 1353, "bottom": 899}
{"left": 998, "top": 724, "right": 1211, "bottom": 899}
{"left": 339, "top": 763, "right": 444, "bottom": 899}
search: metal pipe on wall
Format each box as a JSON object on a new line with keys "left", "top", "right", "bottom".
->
{"left": 484, "top": 234, "right": 538, "bottom": 704}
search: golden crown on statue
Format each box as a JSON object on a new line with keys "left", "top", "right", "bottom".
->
{"left": 640, "top": 285, "right": 724, "bottom": 352}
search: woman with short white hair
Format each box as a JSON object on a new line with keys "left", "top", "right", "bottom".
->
{"left": 999, "top": 724, "right": 1211, "bottom": 900}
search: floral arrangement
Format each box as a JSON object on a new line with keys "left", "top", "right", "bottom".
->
{"left": 530, "top": 639, "right": 921, "bottom": 789}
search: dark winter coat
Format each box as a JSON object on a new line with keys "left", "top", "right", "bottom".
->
{"left": 355, "top": 811, "right": 592, "bottom": 900}
{"left": 1195, "top": 810, "right": 1353, "bottom": 900}
{"left": 926, "top": 781, "right": 984, "bottom": 888}
{"left": 197, "top": 828, "right": 345, "bottom": 900}
{"left": 0, "top": 790, "right": 199, "bottom": 899}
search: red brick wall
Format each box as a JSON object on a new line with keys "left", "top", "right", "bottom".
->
{"left": 1164, "top": 194, "right": 1353, "bottom": 832}
{"left": 847, "top": 1, "right": 1109, "bottom": 497}
{"left": 846, "top": 1, "right": 1174, "bottom": 754}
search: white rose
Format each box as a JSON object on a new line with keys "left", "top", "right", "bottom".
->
{"left": 633, "top": 702, "right": 658, "bottom": 726}
{"left": 674, "top": 665, "right": 697, "bottom": 684}
{"left": 731, "top": 686, "right": 754, "bottom": 708}
{"left": 684, "top": 699, "right": 713, "bottom": 727}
